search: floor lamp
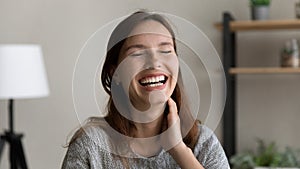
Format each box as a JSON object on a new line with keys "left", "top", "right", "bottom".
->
{"left": 0, "top": 44, "right": 49, "bottom": 169}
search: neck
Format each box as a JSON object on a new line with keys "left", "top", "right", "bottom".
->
{"left": 132, "top": 103, "right": 166, "bottom": 138}
{"left": 133, "top": 113, "right": 164, "bottom": 138}
{"left": 130, "top": 103, "right": 166, "bottom": 157}
{"left": 128, "top": 99, "right": 167, "bottom": 136}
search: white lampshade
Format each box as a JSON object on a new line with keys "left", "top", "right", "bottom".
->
{"left": 0, "top": 44, "right": 49, "bottom": 99}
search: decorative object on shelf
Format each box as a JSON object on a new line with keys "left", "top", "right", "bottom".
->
{"left": 230, "top": 139, "right": 300, "bottom": 169}
{"left": 280, "top": 39, "right": 299, "bottom": 67}
{"left": 250, "top": 0, "right": 271, "bottom": 20}
{"left": 0, "top": 44, "right": 49, "bottom": 169}
{"left": 296, "top": 1, "right": 300, "bottom": 19}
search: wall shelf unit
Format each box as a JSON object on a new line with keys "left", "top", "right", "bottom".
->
{"left": 229, "top": 67, "right": 300, "bottom": 74}
{"left": 215, "top": 19, "right": 300, "bottom": 31}
{"left": 216, "top": 12, "right": 300, "bottom": 159}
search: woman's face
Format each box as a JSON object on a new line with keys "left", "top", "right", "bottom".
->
{"left": 113, "top": 20, "right": 179, "bottom": 112}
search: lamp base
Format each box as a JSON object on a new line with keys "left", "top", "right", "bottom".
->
{"left": 0, "top": 131, "right": 28, "bottom": 169}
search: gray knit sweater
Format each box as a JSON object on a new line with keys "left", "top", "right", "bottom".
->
{"left": 62, "top": 122, "right": 230, "bottom": 169}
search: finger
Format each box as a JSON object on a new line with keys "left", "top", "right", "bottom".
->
{"left": 160, "top": 99, "right": 182, "bottom": 150}
{"left": 161, "top": 115, "right": 168, "bottom": 132}
{"left": 167, "top": 98, "right": 179, "bottom": 126}
{"left": 167, "top": 98, "right": 178, "bottom": 115}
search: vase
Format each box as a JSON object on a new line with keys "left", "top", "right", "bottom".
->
{"left": 251, "top": 6, "right": 270, "bottom": 20}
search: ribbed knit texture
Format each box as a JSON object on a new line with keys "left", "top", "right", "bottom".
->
{"left": 62, "top": 123, "right": 230, "bottom": 169}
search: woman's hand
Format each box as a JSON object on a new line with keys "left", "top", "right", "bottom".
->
{"left": 160, "top": 98, "right": 183, "bottom": 151}
{"left": 161, "top": 98, "right": 205, "bottom": 169}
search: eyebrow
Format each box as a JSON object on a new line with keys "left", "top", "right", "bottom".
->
{"left": 158, "top": 42, "right": 173, "bottom": 47}
{"left": 125, "top": 42, "right": 174, "bottom": 52}
{"left": 125, "top": 44, "right": 146, "bottom": 52}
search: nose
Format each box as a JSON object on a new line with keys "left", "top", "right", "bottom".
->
{"left": 144, "top": 49, "right": 161, "bottom": 69}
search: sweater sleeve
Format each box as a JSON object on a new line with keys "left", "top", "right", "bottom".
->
{"left": 194, "top": 125, "right": 230, "bottom": 169}
{"left": 61, "top": 135, "right": 90, "bottom": 169}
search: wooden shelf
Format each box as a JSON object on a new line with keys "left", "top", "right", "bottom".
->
{"left": 229, "top": 67, "right": 300, "bottom": 74}
{"left": 215, "top": 19, "right": 300, "bottom": 31}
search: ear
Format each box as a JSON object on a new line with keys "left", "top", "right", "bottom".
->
{"left": 110, "top": 66, "right": 121, "bottom": 85}
{"left": 112, "top": 71, "right": 121, "bottom": 85}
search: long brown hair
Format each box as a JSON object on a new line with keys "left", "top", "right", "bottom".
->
{"left": 68, "top": 12, "right": 200, "bottom": 165}
{"left": 101, "top": 10, "right": 199, "bottom": 150}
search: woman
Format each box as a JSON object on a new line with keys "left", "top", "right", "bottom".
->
{"left": 62, "top": 11, "right": 230, "bottom": 169}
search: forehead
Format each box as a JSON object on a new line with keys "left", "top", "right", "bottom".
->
{"left": 123, "top": 20, "right": 174, "bottom": 47}
{"left": 123, "top": 34, "right": 173, "bottom": 48}
{"left": 128, "top": 20, "right": 173, "bottom": 39}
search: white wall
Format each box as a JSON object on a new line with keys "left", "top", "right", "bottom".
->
{"left": 0, "top": 0, "right": 299, "bottom": 168}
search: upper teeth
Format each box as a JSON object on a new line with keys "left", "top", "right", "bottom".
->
{"left": 140, "top": 75, "right": 165, "bottom": 84}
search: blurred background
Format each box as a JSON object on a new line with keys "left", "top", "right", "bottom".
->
{"left": 0, "top": 0, "right": 300, "bottom": 168}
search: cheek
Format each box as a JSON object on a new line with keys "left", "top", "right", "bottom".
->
{"left": 165, "top": 56, "right": 179, "bottom": 79}
{"left": 117, "top": 57, "right": 145, "bottom": 86}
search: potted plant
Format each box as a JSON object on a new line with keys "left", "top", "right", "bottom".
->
{"left": 280, "top": 39, "right": 299, "bottom": 67}
{"left": 250, "top": 0, "right": 271, "bottom": 20}
{"left": 230, "top": 139, "right": 300, "bottom": 169}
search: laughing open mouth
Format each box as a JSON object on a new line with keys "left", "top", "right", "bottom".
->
{"left": 138, "top": 75, "right": 168, "bottom": 88}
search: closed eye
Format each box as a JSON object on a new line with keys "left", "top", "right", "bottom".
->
{"left": 129, "top": 50, "right": 146, "bottom": 57}
{"left": 159, "top": 50, "right": 172, "bottom": 54}
{"left": 130, "top": 53, "right": 142, "bottom": 56}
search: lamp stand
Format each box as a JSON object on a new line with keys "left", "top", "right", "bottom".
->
{"left": 0, "top": 99, "right": 28, "bottom": 169}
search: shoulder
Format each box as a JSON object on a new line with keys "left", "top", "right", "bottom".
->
{"left": 196, "top": 125, "right": 217, "bottom": 145}
{"left": 194, "top": 125, "right": 221, "bottom": 157}
{"left": 71, "top": 118, "right": 112, "bottom": 149}
{"left": 61, "top": 118, "right": 113, "bottom": 168}
{"left": 67, "top": 117, "right": 133, "bottom": 157}
{"left": 64, "top": 118, "right": 110, "bottom": 154}
{"left": 193, "top": 124, "right": 230, "bottom": 169}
